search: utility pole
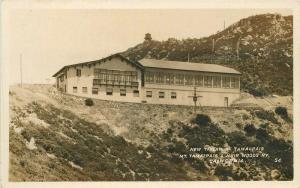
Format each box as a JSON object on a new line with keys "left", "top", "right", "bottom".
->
{"left": 224, "top": 20, "right": 226, "bottom": 30}
{"left": 187, "top": 52, "right": 190, "bottom": 62}
{"left": 20, "top": 54, "right": 23, "bottom": 87}
{"left": 212, "top": 38, "right": 215, "bottom": 53}
{"left": 188, "top": 87, "right": 202, "bottom": 114}
{"left": 236, "top": 36, "right": 241, "bottom": 60}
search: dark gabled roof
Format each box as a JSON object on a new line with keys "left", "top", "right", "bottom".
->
{"left": 139, "top": 59, "right": 241, "bottom": 75}
{"left": 52, "top": 53, "right": 143, "bottom": 77}
{"left": 53, "top": 54, "right": 241, "bottom": 78}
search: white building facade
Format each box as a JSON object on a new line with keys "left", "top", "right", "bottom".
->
{"left": 53, "top": 54, "right": 241, "bottom": 107}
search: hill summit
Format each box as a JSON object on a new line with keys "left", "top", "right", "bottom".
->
{"left": 122, "top": 13, "right": 293, "bottom": 96}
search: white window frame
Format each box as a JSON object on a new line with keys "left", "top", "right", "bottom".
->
{"left": 133, "top": 90, "right": 139, "bottom": 97}
{"left": 82, "top": 87, "right": 88, "bottom": 93}
{"left": 73, "top": 86, "right": 77, "bottom": 93}
{"left": 120, "top": 89, "right": 126, "bottom": 96}
{"left": 106, "top": 88, "right": 113, "bottom": 95}
{"left": 146, "top": 91, "right": 152, "bottom": 98}
{"left": 171, "top": 92, "right": 177, "bottom": 99}
{"left": 159, "top": 91, "right": 165, "bottom": 98}
{"left": 92, "top": 88, "right": 98, "bottom": 95}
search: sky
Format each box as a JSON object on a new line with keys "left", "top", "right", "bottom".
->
{"left": 5, "top": 9, "right": 292, "bottom": 84}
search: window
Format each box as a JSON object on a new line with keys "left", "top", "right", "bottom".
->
{"left": 231, "top": 77, "right": 240, "bottom": 89}
{"left": 133, "top": 90, "right": 139, "bottom": 97}
{"left": 145, "top": 72, "right": 155, "bottom": 83}
{"left": 94, "top": 68, "right": 138, "bottom": 85}
{"left": 76, "top": 69, "right": 81, "bottom": 77}
{"left": 73, "top": 87, "right": 77, "bottom": 93}
{"left": 222, "top": 77, "right": 231, "bottom": 88}
{"left": 146, "top": 91, "right": 152, "bottom": 98}
{"left": 114, "top": 74, "right": 120, "bottom": 82}
{"left": 131, "top": 72, "right": 138, "bottom": 82}
{"left": 100, "top": 73, "right": 106, "bottom": 82}
{"left": 59, "top": 75, "right": 64, "bottom": 82}
{"left": 120, "top": 75, "right": 125, "bottom": 84}
{"left": 213, "top": 76, "right": 221, "bottom": 88}
{"left": 204, "top": 76, "right": 213, "bottom": 88}
{"left": 185, "top": 75, "right": 194, "bottom": 85}
{"left": 175, "top": 74, "right": 184, "bottom": 85}
{"left": 107, "top": 74, "right": 114, "bottom": 84}
{"left": 195, "top": 75, "right": 203, "bottom": 86}
{"left": 120, "top": 89, "right": 126, "bottom": 96}
{"left": 171, "top": 92, "right": 177, "bottom": 99}
{"left": 166, "top": 73, "right": 174, "bottom": 85}
{"left": 82, "top": 87, "right": 88, "bottom": 93}
{"left": 159, "top": 92, "right": 165, "bottom": 98}
{"left": 92, "top": 88, "right": 98, "bottom": 95}
{"left": 106, "top": 88, "right": 113, "bottom": 95}
{"left": 155, "top": 72, "right": 164, "bottom": 84}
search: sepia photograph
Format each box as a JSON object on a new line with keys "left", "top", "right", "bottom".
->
{"left": 1, "top": 2, "right": 297, "bottom": 185}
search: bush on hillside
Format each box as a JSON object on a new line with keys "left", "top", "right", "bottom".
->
{"left": 227, "top": 131, "right": 249, "bottom": 147}
{"left": 252, "top": 110, "right": 278, "bottom": 124}
{"left": 275, "top": 106, "right": 288, "bottom": 118}
{"left": 255, "top": 128, "right": 270, "bottom": 143}
{"left": 85, "top": 98, "right": 94, "bottom": 106}
{"left": 181, "top": 123, "right": 225, "bottom": 148}
{"left": 244, "top": 124, "right": 257, "bottom": 136}
{"left": 214, "top": 166, "right": 234, "bottom": 180}
{"left": 248, "top": 86, "right": 267, "bottom": 97}
{"left": 192, "top": 114, "right": 211, "bottom": 126}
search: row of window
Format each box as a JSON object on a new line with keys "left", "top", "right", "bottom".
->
{"left": 145, "top": 72, "right": 239, "bottom": 89}
{"left": 76, "top": 68, "right": 138, "bottom": 78}
{"left": 76, "top": 68, "right": 137, "bottom": 77}
{"left": 146, "top": 91, "right": 176, "bottom": 99}
{"left": 94, "top": 69, "right": 138, "bottom": 82}
{"left": 72, "top": 86, "right": 177, "bottom": 99}
{"left": 74, "top": 69, "right": 238, "bottom": 89}
{"left": 73, "top": 86, "right": 140, "bottom": 97}
{"left": 95, "top": 69, "right": 137, "bottom": 76}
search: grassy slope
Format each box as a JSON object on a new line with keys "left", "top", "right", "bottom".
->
{"left": 9, "top": 85, "right": 293, "bottom": 181}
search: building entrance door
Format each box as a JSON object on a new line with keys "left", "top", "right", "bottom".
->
{"left": 224, "top": 97, "right": 228, "bottom": 107}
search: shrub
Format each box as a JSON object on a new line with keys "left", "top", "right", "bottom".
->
{"left": 256, "top": 128, "right": 270, "bottom": 143}
{"left": 253, "top": 110, "right": 278, "bottom": 124}
{"left": 191, "top": 160, "right": 208, "bottom": 172}
{"left": 235, "top": 123, "right": 243, "bottom": 129}
{"left": 167, "top": 128, "right": 173, "bottom": 134}
{"left": 242, "top": 114, "right": 249, "bottom": 120}
{"left": 259, "top": 123, "right": 269, "bottom": 129}
{"left": 247, "top": 86, "right": 267, "bottom": 97}
{"left": 182, "top": 123, "right": 225, "bottom": 148}
{"left": 214, "top": 166, "right": 233, "bottom": 180}
{"left": 167, "top": 142, "right": 186, "bottom": 153}
{"left": 85, "top": 98, "right": 94, "bottom": 106}
{"left": 265, "top": 138, "right": 293, "bottom": 179}
{"left": 227, "top": 131, "right": 249, "bottom": 147}
{"left": 192, "top": 114, "right": 211, "bottom": 126}
{"left": 275, "top": 106, "right": 288, "bottom": 119}
{"left": 146, "top": 145, "right": 156, "bottom": 153}
{"left": 244, "top": 124, "right": 257, "bottom": 136}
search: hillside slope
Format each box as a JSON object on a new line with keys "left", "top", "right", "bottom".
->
{"left": 9, "top": 85, "right": 293, "bottom": 181}
{"left": 122, "top": 14, "right": 293, "bottom": 96}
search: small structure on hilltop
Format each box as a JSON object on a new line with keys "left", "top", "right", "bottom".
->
{"left": 144, "top": 33, "right": 152, "bottom": 41}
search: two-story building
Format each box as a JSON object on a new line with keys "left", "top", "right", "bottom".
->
{"left": 53, "top": 53, "right": 241, "bottom": 107}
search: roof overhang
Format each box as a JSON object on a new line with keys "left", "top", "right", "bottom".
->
{"left": 52, "top": 53, "right": 144, "bottom": 77}
{"left": 138, "top": 58, "right": 241, "bottom": 75}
